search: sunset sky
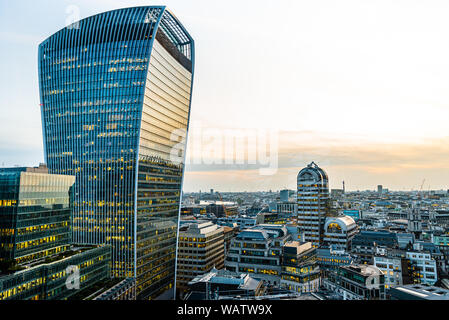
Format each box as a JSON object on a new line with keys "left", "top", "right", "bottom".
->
{"left": 1, "top": 0, "right": 449, "bottom": 192}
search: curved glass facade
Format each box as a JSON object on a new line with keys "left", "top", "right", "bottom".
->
{"left": 38, "top": 6, "right": 194, "bottom": 299}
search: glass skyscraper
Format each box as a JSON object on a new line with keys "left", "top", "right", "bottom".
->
{"left": 38, "top": 6, "right": 194, "bottom": 299}
{"left": 0, "top": 165, "right": 75, "bottom": 264}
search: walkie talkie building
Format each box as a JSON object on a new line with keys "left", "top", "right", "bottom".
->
{"left": 38, "top": 6, "right": 194, "bottom": 299}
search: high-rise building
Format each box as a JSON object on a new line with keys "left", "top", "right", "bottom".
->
{"left": 296, "top": 162, "right": 330, "bottom": 247}
{"left": 377, "top": 185, "right": 383, "bottom": 194}
{"left": 0, "top": 164, "right": 111, "bottom": 300}
{"left": 176, "top": 221, "right": 224, "bottom": 296}
{"left": 0, "top": 164, "right": 74, "bottom": 264}
{"left": 38, "top": 6, "right": 195, "bottom": 299}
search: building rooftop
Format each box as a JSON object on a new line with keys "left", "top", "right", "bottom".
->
{"left": 284, "top": 241, "right": 313, "bottom": 255}
{"left": 237, "top": 229, "right": 269, "bottom": 241}
{"left": 179, "top": 221, "right": 222, "bottom": 235}
{"left": 0, "top": 163, "right": 48, "bottom": 174}
{"left": 188, "top": 268, "right": 261, "bottom": 291}
{"left": 344, "top": 264, "right": 383, "bottom": 277}
{"left": 391, "top": 284, "right": 449, "bottom": 300}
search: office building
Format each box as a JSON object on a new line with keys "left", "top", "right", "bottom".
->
{"left": 176, "top": 222, "right": 224, "bottom": 294}
{"left": 38, "top": 6, "right": 195, "bottom": 299}
{"left": 92, "top": 278, "right": 136, "bottom": 300}
{"left": 323, "top": 216, "right": 358, "bottom": 250}
{"left": 223, "top": 226, "right": 237, "bottom": 257}
{"left": 276, "top": 202, "right": 297, "bottom": 216}
{"left": 0, "top": 246, "right": 111, "bottom": 300}
{"left": 389, "top": 284, "right": 449, "bottom": 300}
{"left": 297, "top": 162, "right": 330, "bottom": 247}
{"left": 396, "top": 233, "right": 414, "bottom": 249}
{"left": 180, "top": 206, "right": 206, "bottom": 216}
{"left": 316, "top": 246, "right": 353, "bottom": 276}
{"left": 216, "top": 215, "right": 257, "bottom": 230}
{"left": 280, "top": 242, "right": 320, "bottom": 293}
{"left": 0, "top": 164, "right": 74, "bottom": 264}
{"left": 323, "top": 264, "right": 386, "bottom": 300}
{"left": 406, "top": 251, "right": 438, "bottom": 285}
{"left": 280, "top": 189, "right": 289, "bottom": 202}
{"left": 256, "top": 212, "right": 286, "bottom": 225}
{"left": 206, "top": 203, "right": 238, "bottom": 218}
{"left": 0, "top": 165, "right": 111, "bottom": 300}
{"left": 351, "top": 230, "right": 399, "bottom": 264}
{"left": 373, "top": 255, "right": 406, "bottom": 289}
{"left": 343, "top": 209, "right": 360, "bottom": 221}
{"left": 225, "top": 225, "right": 291, "bottom": 286}
{"left": 186, "top": 268, "right": 265, "bottom": 300}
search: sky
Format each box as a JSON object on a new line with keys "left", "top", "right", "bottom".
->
{"left": 1, "top": 0, "right": 449, "bottom": 192}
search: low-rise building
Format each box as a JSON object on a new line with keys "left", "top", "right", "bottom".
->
{"left": 216, "top": 216, "right": 257, "bottom": 230}
{"left": 322, "top": 264, "right": 386, "bottom": 300}
{"left": 351, "top": 230, "right": 399, "bottom": 264}
{"left": 373, "top": 255, "right": 405, "bottom": 289}
{"left": 92, "top": 278, "right": 136, "bottom": 300}
{"left": 316, "top": 246, "right": 353, "bottom": 276}
{"left": 0, "top": 245, "right": 110, "bottom": 300}
{"left": 323, "top": 216, "right": 358, "bottom": 250}
{"left": 256, "top": 212, "right": 286, "bottom": 225}
{"left": 186, "top": 268, "right": 265, "bottom": 300}
{"left": 406, "top": 250, "right": 438, "bottom": 285}
{"left": 389, "top": 284, "right": 449, "bottom": 300}
{"left": 223, "top": 226, "right": 238, "bottom": 257}
{"left": 276, "top": 202, "right": 297, "bottom": 216}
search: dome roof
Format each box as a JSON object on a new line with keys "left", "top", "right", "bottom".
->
{"left": 297, "top": 161, "right": 328, "bottom": 183}
{"left": 325, "top": 216, "right": 356, "bottom": 232}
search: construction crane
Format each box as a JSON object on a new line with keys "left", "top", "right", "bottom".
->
{"left": 216, "top": 191, "right": 229, "bottom": 217}
{"left": 417, "top": 179, "right": 425, "bottom": 199}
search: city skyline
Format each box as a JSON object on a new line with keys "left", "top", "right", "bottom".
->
{"left": 1, "top": 1, "right": 449, "bottom": 305}
{"left": 2, "top": 0, "right": 449, "bottom": 192}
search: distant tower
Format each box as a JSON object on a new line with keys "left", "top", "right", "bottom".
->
{"left": 280, "top": 189, "right": 289, "bottom": 202}
{"left": 297, "top": 162, "right": 330, "bottom": 247}
{"left": 377, "top": 185, "right": 383, "bottom": 194}
{"left": 408, "top": 202, "right": 422, "bottom": 240}
{"left": 342, "top": 181, "right": 345, "bottom": 194}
